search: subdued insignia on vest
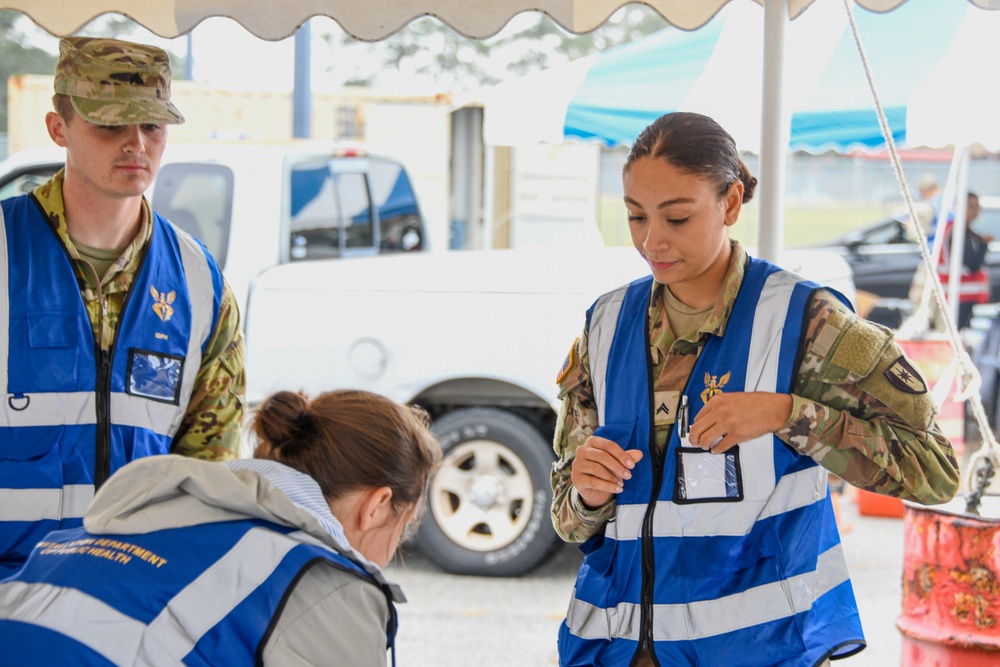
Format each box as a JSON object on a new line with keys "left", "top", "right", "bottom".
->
{"left": 701, "top": 371, "right": 731, "bottom": 403}
{"left": 150, "top": 286, "right": 176, "bottom": 322}
{"left": 885, "top": 356, "right": 927, "bottom": 394}
{"left": 556, "top": 338, "right": 578, "bottom": 384}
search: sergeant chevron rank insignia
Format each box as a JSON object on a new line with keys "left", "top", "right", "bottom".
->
{"left": 885, "top": 356, "right": 927, "bottom": 394}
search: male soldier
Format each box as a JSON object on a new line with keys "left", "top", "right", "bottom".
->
{"left": 0, "top": 37, "right": 245, "bottom": 577}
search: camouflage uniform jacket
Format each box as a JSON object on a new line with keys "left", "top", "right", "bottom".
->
{"left": 551, "top": 242, "right": 960, "bottom": 542}
{"left": 29, "top": 171, "right": 245, "bottom": 460}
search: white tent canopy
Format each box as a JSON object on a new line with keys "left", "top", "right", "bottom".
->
{"left": 484, "top": 0, "right": 1000, "bottom": 153}
{"left": 5, "top": 0, "right": 1000, "bottom": 258}
{"left": 6, "top": 0, "right": 1000, "bottom": 482}
{"left": 4, "top": 0, "right": 992, "bottom": 41}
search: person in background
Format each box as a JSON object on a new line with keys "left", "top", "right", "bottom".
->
{"left": 918, "top": 174, "right": 942, "bottom": 222}
{"left": 0, "top": 389, "right": 442, "bottom": 666}
{"left": 937, "top": 191, "right": 992, "bottom": 329}
{"left": 551, "top": 112, "right": 959, "bottom": 667}
{"left": 0, "top": 37, "right": 245, "bottom": 578}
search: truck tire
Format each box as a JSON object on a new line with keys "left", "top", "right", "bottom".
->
{"left": 415, "top": 407, "right": 560, "bottom": 576}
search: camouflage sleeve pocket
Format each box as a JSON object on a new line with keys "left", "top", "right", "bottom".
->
{"left": 815, "top": 310, "right": 935, "bottom": 428}
{"left": 813, "top": 309, "right": 893, "bottom": 385}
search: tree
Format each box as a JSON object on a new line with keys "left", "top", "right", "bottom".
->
{"left": 0, "top": 11, "right": 187, "bottom": 135}
{"left": 321, "top": 5, "right": 668, "bottom": 88}
{"left": 0, "top": 11, "right": 58, "bottom": 133}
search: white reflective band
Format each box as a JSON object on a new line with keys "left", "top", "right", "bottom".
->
{"left": 938, "top": 276, "right": 986, "bottom": 292}
{"left": 172, "top": 229, "right": 214, "bottom": 436}
{"left": 588, "top": 285, "right": 627, "bottom": 427}
{"left": 0, "top": 580, "right": 147, "bottom": 667}
{"left": 567, "top": 543, "right": 851, "bottom": 642}
{"left": 608, "top": 467, "right": 827, "bottom": 541}
{"left": 0, "top": 485, "right": 95, "bottom": 521}
{"left": 745, "top": 271, "right": 796, "bottom": 394}
{"left": 140, "top": 527, "right": 300, "bottom": 661}
{"left": 110, "top": 392, "right": 181, "bottom": 436}
{"left": 0, "top": 528, "right": 316, "bottom": 664}
{"left": 0, "top": 391, "right": 181, "bottom": 433}
{"left": 0, "top": 391, "right": 96, "bottom": 427}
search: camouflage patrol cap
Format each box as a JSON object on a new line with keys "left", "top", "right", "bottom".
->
{"left": 54, "top": 37, "right": 185, "bottom": 126}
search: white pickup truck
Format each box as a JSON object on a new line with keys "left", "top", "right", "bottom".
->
{"left": 244, "top": 244, "right": 856, "bottom": 576}
{"left": 0, "top": 145, "right": 856, "bottom": 576}
{"left": 0, "top": 142, "right": 427, "bottom": 316}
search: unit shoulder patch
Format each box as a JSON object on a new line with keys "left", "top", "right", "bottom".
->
{"left": 884, "top": 356, "right": 928, "bottom": 394}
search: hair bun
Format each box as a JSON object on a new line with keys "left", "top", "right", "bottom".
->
{"left": 253, "top": 390, "right": 312, "bottom": 455}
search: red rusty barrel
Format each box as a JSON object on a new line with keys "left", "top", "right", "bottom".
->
{"left": 897, "top": 497, "right": 1000, "bottom": 666}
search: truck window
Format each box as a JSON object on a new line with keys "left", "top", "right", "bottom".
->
{"left": 368, "top": 159, "right": 424, "bottom": 253}
{"left": 151, "top": 163, "right": 234, "bottom": 268}
{"left": 337, "top": 171, "right": 374, "bottom": 250}
{"left": 290, "top": 162, "right": 343, "bottom": 260}
{"left": 0, "top": 165, "right": 61, "bottom": 200}
{"left": 288, "top": 157, "right": 424, "bottom": 260}
{"left": 289, "top": 162, "right": 379, "bottom": 259}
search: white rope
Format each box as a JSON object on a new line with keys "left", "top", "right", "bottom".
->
{"left": 838, "top": 0, "right": 1000, "bottom": 492}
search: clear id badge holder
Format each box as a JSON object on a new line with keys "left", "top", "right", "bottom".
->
{"left": 674, "top": 395, "right": 744, "bottom": 503}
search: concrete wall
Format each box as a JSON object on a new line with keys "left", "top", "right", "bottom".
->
{"left": 7, "top": 74, "right": 450, "bottom": 153}
{"left": 7, "top": 75, "right": 457, "bottom": 250}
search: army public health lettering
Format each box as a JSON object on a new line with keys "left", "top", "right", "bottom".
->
{"left": 36, "top": 538, "right": 168, "bottom": 568}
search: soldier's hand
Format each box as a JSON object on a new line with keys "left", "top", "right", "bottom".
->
{"left": 689, "top": 392, "right": 793, "bottom": 453}
{"left": 571, "top": 436, "right": 644, "bottom": 509}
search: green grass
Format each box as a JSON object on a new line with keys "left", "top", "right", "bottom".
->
{"left": 597, "top": 196, "right": 895, "bottom": 249}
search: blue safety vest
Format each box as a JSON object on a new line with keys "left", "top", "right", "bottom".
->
{"left": 558, "top": 258, "right": 866, "bottom": 667}
{"left": 0, "top": 194, "right": 223, "bottom": 576}
{"left": 0, "top": 519, "right": 396, "bottom": 665}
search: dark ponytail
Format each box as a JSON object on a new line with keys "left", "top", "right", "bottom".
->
{"left": 251, "top": 390, "right": 441, "bottom": 515}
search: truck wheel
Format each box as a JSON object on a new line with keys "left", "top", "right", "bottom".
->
{"left": 416, "top": 407, "right": 559, "bottom": 576}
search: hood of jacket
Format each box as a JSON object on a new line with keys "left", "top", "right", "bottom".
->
{"left": 81, "top": 454, "right": 403, "bottom": 600}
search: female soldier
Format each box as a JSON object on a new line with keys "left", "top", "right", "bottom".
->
{"left": 551, "top": 112, "right": 960, "bottom": 667}
{"left": 0, "top": 389, "right": 441, "bottom": 666}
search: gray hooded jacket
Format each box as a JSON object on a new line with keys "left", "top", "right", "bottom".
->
{"left": 81, "top": 455, "right": 404, "bottom": 666}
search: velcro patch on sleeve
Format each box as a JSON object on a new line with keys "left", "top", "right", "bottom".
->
{"left": 827, "top": 310, "right": 893, "bottom": 378}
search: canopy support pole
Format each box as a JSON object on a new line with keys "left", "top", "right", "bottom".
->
{"left": 946, "top": 146, "right": 972, "bottom": 327}
{"left": 757, "top": 0, "right": 790, "bottom": 263}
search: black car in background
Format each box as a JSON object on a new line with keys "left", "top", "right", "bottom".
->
{"left": 817, "top": 197, "right": 1000, "bottom": 302}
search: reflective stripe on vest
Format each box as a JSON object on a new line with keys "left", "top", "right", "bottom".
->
{"left": 937, "top": 270, "right": 990, "bottom": 302}
{"left": 0, "top": 391, "right": 197, "bottom": 431}
{"left": 593, "top": 269, "right": 813, "bottom": 545}
{"left": 566, "top": 259, "right": 863, "bottom": 662}
{"left": 588, "top": 284, "right": 628, "bottom": 427}
{"left": 0, "top": 201, "right": 218, "bottom": 531}
{"left": 606, "top": 466, "right": 827, "bottom": 541}
{"left": 171, "top": 224, "right": 215, "bottom": 433}
{"left": 0, "top": 485, "right": 94, "bottom": 521}
{"left": 0, "top": 209, "right": 214, "bottom": 433}
{"left": 937, "top": 221, "right": 991, "bottom": 304}
{"left": 0, "top": 527, "right": 336, "bottom": 666}
{"left": 566, "top": 543, "right": 851, "bottom": 642}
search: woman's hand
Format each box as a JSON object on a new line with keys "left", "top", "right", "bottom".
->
{"left": 571, "top": 436, "right": 644, "bottom": 509}
{"left": 688, "top": 392, "right": 793, "bottom": 453}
